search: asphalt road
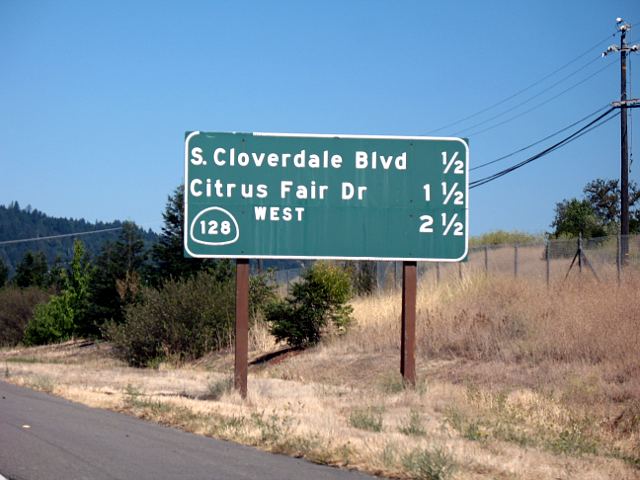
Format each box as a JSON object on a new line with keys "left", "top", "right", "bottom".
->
{"left": 0, "top": 381, "right": 378, "bottom": 480}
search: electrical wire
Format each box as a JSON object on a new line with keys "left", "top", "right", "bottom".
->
{"left": 449, "top": 55, "right": 603, "bottom": 136}
{"left": 469, "top": 107, "right": 618, "bottom": 189}
{"left": 428, "top": 31, "right": 618, "bottom": 134}
{"left": 460, "top": 59, "right": 617, "bottom": 137}
{"left": 0, "top": 227, "right": 123, "bottom": 246}
{"left": 471, "top": 109, "right": 618, "bottom": 188}
{"left": 471, "top": 104, "right": 611, "bottom": 171}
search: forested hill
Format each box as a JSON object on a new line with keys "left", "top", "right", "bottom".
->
{"left": 0, "top": 202, "right": 158, "bottom": 273}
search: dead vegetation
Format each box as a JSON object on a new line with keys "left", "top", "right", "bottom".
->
{"left": 2, "top": 273, "right": 639, "bottom": 479}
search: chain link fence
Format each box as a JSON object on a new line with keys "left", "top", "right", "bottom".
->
{"left": 270, "top": 234, "right": 640, "bottom": 290}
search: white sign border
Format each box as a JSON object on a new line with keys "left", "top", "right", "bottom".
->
{"left": 184, "top": 131, "right": 469, "bottom": 262}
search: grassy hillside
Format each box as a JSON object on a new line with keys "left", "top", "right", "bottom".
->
{"left": 2, "top": 272, "right": 639, "bottom": 479}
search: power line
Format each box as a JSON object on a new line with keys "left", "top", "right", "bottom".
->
{"left": 450, "top": 55, "right": 603, "bottom": 136}
{"left": 0, "top": 227, "right": 123, "bottom": 246}
{"left": 469, "top": 107, "right": 618, "bottom": 189}
{"left": 460, "top": 59, "right": 617, "bottom": 137}
{"left": 428, "top": 31, "right": 618, "bottom": 134}
{"left": 471, "top": 104, "right": 611, "bottom": 171}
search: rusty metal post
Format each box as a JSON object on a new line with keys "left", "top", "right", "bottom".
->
{"left": 401, "top": 261, "right": 417, "bottom": 387}
{"left": 235, "top": 259, "right": 249, "bottom": 399}
{"left": 514, "top": 244, "right": 519, "bottom": 278}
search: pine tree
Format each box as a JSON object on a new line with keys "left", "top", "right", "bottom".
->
{"left": 88, "top": 222, "right": 147, "bottom": 331}
{"left": 14, "top": 251, "right": 48, "bottom": 288}
{"left": 150, "top": 186, "right": 232, "bottom": 284}
{"left": 0, "top": 258, "right": 8, "bottom": 288}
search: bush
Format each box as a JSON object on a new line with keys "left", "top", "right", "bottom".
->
{"left": 105, "top": 271, "right": 235, "bottom": 366}
{"left": 249, "top": 270, "right": 277, "bottom": 319}
{"left": 22, "top": 240, "right": 93, "bottom": 345}
{"left": 0, "top": 286, "right": 50, "bottom": 346}
{"left": 469, "top": 230, "right": 542, "bottom": 247}
{"left": 266, "top": 262, "right": 353, "bottom": 348}
{"left": 342, "top": 261, "right": 377, "bottom": 296}
{"left": 23, "top": 290, "right": 76, "bottom": 345}
{"left": 349, "top": 407, "right": 384, "bottom": 432}
{"left": 401, "top": 447, "right": 456, "bottom": 480}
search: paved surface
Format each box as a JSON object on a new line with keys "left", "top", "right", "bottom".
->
{"left": 0, "top": 381, "right": 378, "bottom": 480}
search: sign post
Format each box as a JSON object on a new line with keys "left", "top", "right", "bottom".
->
{"left": 184, "top": 132, "right": 469, "bottom": 395}
{"left": 234, "top": 259, "right": 249, "bottom": 398}
{"left": 401, "top": 261, "right": 417, "bottom": 385}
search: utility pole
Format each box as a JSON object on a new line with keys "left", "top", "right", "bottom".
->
{"left": 603, "top": 18, "right": 639, "bottom": 263}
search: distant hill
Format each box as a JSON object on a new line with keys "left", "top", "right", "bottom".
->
{"left": 0, "top": 202, "right": 158, "bottom": 275}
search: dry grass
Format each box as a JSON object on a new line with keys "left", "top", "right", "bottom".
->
{"left": 2, "top": 272, "right": 640, "bottom": 479}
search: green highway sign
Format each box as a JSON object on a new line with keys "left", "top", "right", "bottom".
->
{"left": 184, "top": 132, "right": 468, "bottom": 261}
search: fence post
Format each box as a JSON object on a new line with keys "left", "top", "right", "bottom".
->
{"left": 578, "top": 234, "right": 583, "bottom": 274}
{"left": 394, "top": 262, "right": 398, "bottom": 291}
{"left": 545, "top": 241, "right": 550, "bottom": 288}
{"left": 514, "top": 244, "right": 518, "bottom": 278}
{"left": 436, "top": 262, "right": 440, "bottom": 284}
{"left": 617, "top": 234, "right": 622, "bottom": 286}
{"left": 484, "top": 246, "right": 488, "bottom": 275}
{"left": 458, "top": 261, "right": 463, "bottom": 280}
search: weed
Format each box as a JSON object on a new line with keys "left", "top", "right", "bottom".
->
{"left": 3, "top": 363, "right": 9, "bottom": 378}
{"left": 204, "top": 376, "right": 232, "bottom": 401}
{"left": 379, "top": 373, "right": 405, "bottom": 394}
{"left": 610, "top": 450, "right": 640, "bottom": 470}
{"left": 463, "top": 421, "right": 485, "bottom": 441}
{"left": 380, "top": 373, "right": 428, "bottom": 395}
{"left": 546, "top": 422, "right": 597, "bottom": 456}
{"left": 381, "top": 442, "right": 399, "bottom": 468}
{"left": 401, "top": 447, "right": 456, "bottom": 480}
{"left": 334, "top": 442, "right": 354, "bottom": 466}
{"left": 443, "top": 406, "right": 466, "bottom": 433}
{"left": 123, "top": 384, "right": 144, "bottom": 406}
{"left": 251, "top": 412, "right": 292, "bottom": 444}
{"left": 349, "top": 407, "right": 384, "bottom": 432}
{"left": 4, "top": 356, "right": 41, "bottom": 363}
{"left": 30, "top": 375, "right": 55, "bottom": 393}
{"left": 398, "top": 410, "right": 426, "bottom": 437}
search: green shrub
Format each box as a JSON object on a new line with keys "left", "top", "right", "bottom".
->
{"left": 249, "top": 270, "right": 277, "bottom": 319}
{"left": 349, "top": 407, "right": 384, "bottom": 432}
{"left": 205, "top": 376, "right": 233, "bottom": 401}
{"left": 469, "top": 230, "right": 542, "bottom": 247}
{"left": 398, "top": 410, "right": 426, "bottom": 437}
{"left": 23, "top": 290, "right": 76, "bottom": 345}
{"left": 105, "top": 271, "right": 235, "bottom": 366}
{"left": 0, "top": 286, "right": 50, "bottom": 346}
{"left": 401, "top": 447, "right": 456, "bottom": 480}
{"left": 22, "top": 240, "right": 92, "bottom": 345}
{"left": 266, "top": 262, "right": 353, "bottom": 348}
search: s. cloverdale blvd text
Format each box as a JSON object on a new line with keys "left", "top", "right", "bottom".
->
{"left": 190, "top": 147, "right": 408, "bottom": 170}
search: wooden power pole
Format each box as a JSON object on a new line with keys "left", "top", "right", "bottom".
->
{"left": 604, "top": 18, "right": 639, "bottom": 263}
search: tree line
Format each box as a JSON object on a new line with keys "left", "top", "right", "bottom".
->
{"left": 0, "top": 186, "right": 357, "bottom": 366}
{"left": 0, "top": 201, "right": 158, "bottom": 275}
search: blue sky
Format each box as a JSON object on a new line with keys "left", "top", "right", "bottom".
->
{"left": 1, "top": 0, "right": 638, "bottom": 236}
